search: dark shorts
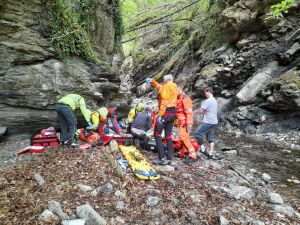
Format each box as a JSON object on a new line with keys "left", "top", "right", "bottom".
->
{"left": 194, "top": 123, "right": 217, "bottom": 143}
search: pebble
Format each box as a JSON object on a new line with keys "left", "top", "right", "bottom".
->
{"left": 223, "top": 150, "right": 238, "bottom": 156}
{"left": 34, "top": 173, "right": 45, "bottom": 186}
{"left": 155, "top": 165, "right": 175, "bottom": 172}
{"left": 62, "top": 219, "right": 86, "bottom": 225}
{"left": 78, "top": 184, "right": 93, "bottom": 192}
{"left": 162, "top": 176, "right": 176, "bottom": 186}
{"left": 48, "top": 200, "right": 69, "bottom": 220}
{"left": 39, "top": 209, "right": 58, "bottom": 222}
{"left": 220, "top": 215, "right": 230, "bottom": 225}
{"left": 146, "top": 196, "right": 161, "bottom": 207}
{"left": 268, "top": 192, "right": 284, "bottom": 204}
{"left": 262, "top": 173, "right": 271, "bottom": 183}
{"left": 116, "top": 201, "right": 125, "bottom": 211}
{"left": 115, "top": 190, "right": 126, "bottom": 199}
{"left": 293, "top": 180, "right": 300, "bottom": 184}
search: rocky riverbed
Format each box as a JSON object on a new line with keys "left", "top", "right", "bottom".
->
{"left": 0, "top": 130, "right": 299, "bottom": 225}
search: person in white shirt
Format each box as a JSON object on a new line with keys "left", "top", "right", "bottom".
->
{"left": 194, "top": 87, "right": 218, "bottom": 159}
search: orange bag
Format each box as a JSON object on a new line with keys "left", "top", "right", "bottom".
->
{"left": 79, "top": 128, "right": 100, "bottom": 143}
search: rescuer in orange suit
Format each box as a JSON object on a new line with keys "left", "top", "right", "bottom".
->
{"left": 146, "top": 74, "right": 178, "bottom": 165}
{"left": 176, "top": 80, "right": 197, "bottom": 164}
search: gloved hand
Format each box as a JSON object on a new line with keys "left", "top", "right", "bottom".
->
{"left": 88, "top": 122, "right": 92, "bottom": 127}
{"left": 186, "top": 126, "right": 191, "bottom": 132}
{"left": 146, "top": 78, "right": 153, "bottom": 83}
{"left": 86, "top": 125, "right": 93, "bottom": 130}
{"left": 157, "top": 116, "right": 163, "bottom": 124}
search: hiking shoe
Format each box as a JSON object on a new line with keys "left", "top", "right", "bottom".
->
{"left": 168, "top": 160, "right": 175, "bottom": 166}
{"left": 202, "top": 150, "right": 210, "bottom": 158}
{"left": 183, "top": 157, "right": 198, "bottom": 166}
{"left": 153, "top": 158, "right": 169, "bottom": 166}
{"left": 66, "top": 140, "right": 79, "bottom": 148}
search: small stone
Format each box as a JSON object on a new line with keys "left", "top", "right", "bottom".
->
{"left": 268, "top": 192, "right": 284, "bottom": 204}
{"left": 115, "top": 216, "right": 125, "bottom": 224}
{"left": 287, "top": 179, "right": 293, "bottom": 183}
{"left": 293, "top": 180, "right": 300, "bottom": 184}
{"left": 172, "top": 197, "right": 180, "bottom": 206}
{"left": 250, "top": 169, "right": 258, "bottom": 174}
{"left": 146, "top": 196, "right": 161, "bottom": 207}
{"left": 262, "top": 173, "right": 271, "bottom": 183}
{"left": 223, "top": 150, "right": 238, "bottom": 156}
{"left": 39, "top": 210, "right": 58, "bottom": 222}
{"left": 48, "top": 200, "right": 69, "bottom": 220}
{"left": 78, "top": 184, "right": 93, "bottom": 192}
{"left": 222, "top": 185, "right": 255, "bottom": 200}
{"left": 147, "top": 189, "right": 161, "bottom": 196}
{"left": 155, "top": 165, "right": 175, "bottom": 172}
{"left": 115, "top": 190, "right": 126, "bottom": 199}
{"left": 151, "top": 208, "right": 163, "bottom": 216}
{"left": 282, "top": 149, "right": 291, "bottom": 154}
{"left": 77, "top": 204, "right": 107, "bottom": 225}
{"left": 187, "top": 210, "right": 197, "bottom": 218}
{"left": 254, "top": 220, "right": 265, "bottom": 225}
{"left": 109, "top": 140, "right": 119, "bottom": 151}
{"left": 62, "top": 219, "right": 86, "bottom": 225}
{"left": 103, "top": 183, "right": 114, "bottom": 193}
{"left": 0, "top": 177, "right": 8, "bottom": 188}
{"left": 0, "top": 126, "right": 7, "bottom": 137}
{"left": 34, "top": 173, "right": 45, "bottom": 186}
{"left": 116, "top": 201, "right": 125, "bottom": 211}
{"left": 273, "top": 204, "right": 295, "bottom": 217}
{"left": 91, "top": 183, "right": 114, "bottom": 196}
{"left": 220, "top": 215, "right": 230, "bottom": 225}
{"left": 162, "top": 176, "right": 176, "bottom": 186}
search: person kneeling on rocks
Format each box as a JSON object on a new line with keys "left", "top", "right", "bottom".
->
{"left": 131, "top": 107, "right": 152, "bottom": 150}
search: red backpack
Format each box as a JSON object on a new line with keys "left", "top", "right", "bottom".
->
{"left": 31, "top": 128, "right": 60, "bottom": 147}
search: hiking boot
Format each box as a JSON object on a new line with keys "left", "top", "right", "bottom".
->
{"left": 202, "top": 150, "right": 210, "bottom": 158}
{"left": 168, "top": 160, "right": 175, "bottom": 166}
{"left": 66, "top": 140, "right": 79, "bottom": 148}
{"left": 153, "top": 158, "right": 169, "bottom": 166}
{"left": 183, "top": 156, "right": 198, "bottom": 166}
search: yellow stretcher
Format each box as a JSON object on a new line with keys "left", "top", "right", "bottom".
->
{"left": 119, "top": 145, "right": 160, "bottom": 180}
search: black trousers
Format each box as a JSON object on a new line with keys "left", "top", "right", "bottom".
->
{"left": 56, "top": 104, "right": 77, "bottom": 142}
{"left": 154, "top": 108, "right": 176, "bottom": 160}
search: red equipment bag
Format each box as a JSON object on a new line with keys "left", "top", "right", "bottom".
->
{"left": 32, "top": 134, "right": 60, "bottom": 147}
{"left": 79, "top": 128, "right": 100, "bottom": 143}
{"left": 41, "top": 128, "right": 56, "bottom": 137}
{"left": 18, "top": 146, "right": 44, "bottom": 155}
{"left": 172, "top": 137, "right": 199, "bottom": 158}
{"left": 102, "top": 134, "right": 133, "bottom": 146}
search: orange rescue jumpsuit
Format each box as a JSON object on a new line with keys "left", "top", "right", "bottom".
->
{"left": 176, "top": 92, "right": 196, "bottom": 159}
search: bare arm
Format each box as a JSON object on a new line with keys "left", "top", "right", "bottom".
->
{"left": 199, "top": 107, "right": 206, "bottom": 114}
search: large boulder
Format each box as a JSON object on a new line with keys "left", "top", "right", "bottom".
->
{"left": 221, "top": 0, "right": 278, "bottom": 43}
{"left": 260, "top": 70, "right": 300, "bottom": 111}
{"left": 0, "top": 0, "right": 127, "bottom": 134}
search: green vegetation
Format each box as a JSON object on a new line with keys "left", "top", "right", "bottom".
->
{"left": 266, "top": 0, "right": 295, "bottom": 19}
{"left": 120, "top": 0, "right": 225, "bottom": 56}
{"left": 281, "top": 72, "right": 300, "bottom": 89}
{"left": 47, "top": 0, "right": 124, "bottom": 63}
{"left": 47, "top": 0, "right": 98, "bottom": 62}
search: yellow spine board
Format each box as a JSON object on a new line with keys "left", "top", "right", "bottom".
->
{"left": 119, "top": 145, "right": 160, "bottom": 180}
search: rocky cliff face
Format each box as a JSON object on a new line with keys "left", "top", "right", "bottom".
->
{"left": 124, "top": 0, "right": 300, "bottom": 134}
{"left": 0, "top": 0, "right": 127, "bottom": 135}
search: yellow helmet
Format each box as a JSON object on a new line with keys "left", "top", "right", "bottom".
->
{"left": 97, "top": 107, "right": 108, "bottom": 116}
{"left": 135, "top": 103, "right": 145, "bottom": 112}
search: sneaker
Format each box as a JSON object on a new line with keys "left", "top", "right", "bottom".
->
{"left": 202, "top": 150, "right": 210, "bottom": 158}
{"left": 66, "top": 140, "right": 79, "bottom": 148}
